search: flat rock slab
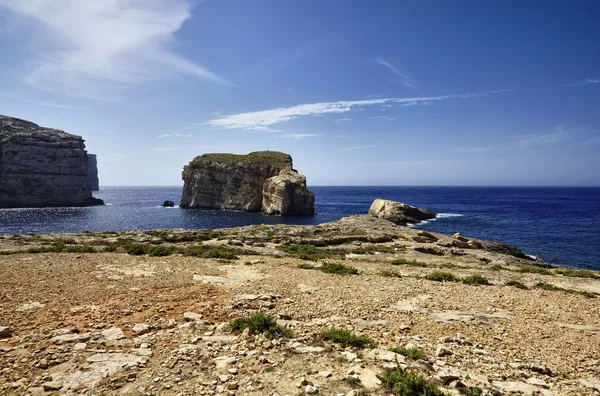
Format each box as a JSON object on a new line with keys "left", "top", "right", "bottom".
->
{"left": 391, "top": 295, "right": 516, "bottom": 324}
{"left": 53, "top": 353, "right": 147, "bottom": 390}
{"left": 579, "top": 378, "right": 600, "bottom": 391}
{"left": 101, "top": 327, "right": 125, "bottom": 341}
{"left": 17, "top": 301, "right": 45, "bottom": 311}
{"left": 554, "top": 322, "right": 600, "bottom": 335}
{"left": 492, "top": 381, "right": 554, "bottom": 396}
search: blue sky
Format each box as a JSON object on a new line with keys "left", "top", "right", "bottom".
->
{"left": 0, "top": 0, "right": 599, "bottom": 186}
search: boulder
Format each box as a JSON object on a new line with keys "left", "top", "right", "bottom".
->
{"left": 180, "top": 151, "right": 314, "bottom": 216}
{"left": 162, "top": 200, "right": 175, "bottom": 207}
{"left": 0, "top": 116, "right": 103, "bottom": 208}
{"left": 368, "top": 198, "right": 436, "bottom": 225}
{"left": 262, "top": 169, "right": 315, "bottom": 216}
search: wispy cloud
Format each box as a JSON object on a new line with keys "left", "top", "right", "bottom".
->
{"left": 157, "top": 132, "right": 192, "bottom": 138}
{"left": 560, "top": 78, "right": 600, "bottom": 87}
{"left": 334, "top": 118, "right": 352, "bottom": 123}
{"left": 375, "top": 57, "right": 417, "bottom": 90}
{"left": 370, "top": 116, "right": 395, "bottom": 121}
{"left": 0, "top": 0, "right": 232, "bottom": 100}
{"left": 513, "top": 126, "right": 571, "bottom": 147}
{"left": 280, "top": 133, "right": 318, "bottom": 140}
{"left": 11, "top": 95, "right": 89, "bottom": 111}
{"left": 208, "top": 92, "right": 485, "bottom": 130}
{"left": 337, "top": 145, "right": 375, "bottom": 151}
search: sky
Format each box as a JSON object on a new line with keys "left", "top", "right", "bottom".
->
{"left": 0, "top": 0, "right": 599, "bottom": 186}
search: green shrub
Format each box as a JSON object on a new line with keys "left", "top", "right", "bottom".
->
{"left": 181, "top": 245, "right": 239, "bottom": 260}
{"left": 344, "top": 376, "right": 362, "bottom": 387}
{"left": 377, "top": 360, "right": 447, "bottom": 395}
{"left": 458, "top": 386, "right": 483, "bottom": 396}
{"left": 123, "top": 242, "right": 148, "bottom": 255}
{"left": 322, "top": 328, "right": 376, "bottom": 348}
{"left": 490, "top": 264, "right": 504, "bottom": 271}
{"left": 298, "top": 263, "right": 315, "bottom": 269}
{"left": 389, "top": 347, "right": 425, "bottom": 360}
{"left": 147, "top": 245, "right": 176, "bottom": 257}
{"left": 230, "top": 312, "right": 294, "bottom": 339}
{"left": 380, "top": 270, "right": 402, "bottom": 278}
{"left": 554, "top": 268, "right": 599, "bottom": 279}
{"left": 321, "top": 262, "right": 359, "bottom": 275}
{"left": 505, "top": 280, "right": 528, "bottom": 289}
{"left": 424, "top": 272, "right": 458, "bottom": 282}
{"left": 518, "top": 266, "right": 553, "bottom": 275}
{"left": 276, "top": 244, "right": 344, "bottom": 261}
{"left": 462, "top": 274, "right": 490, "bottom": 285}
{"left": 392, "top": 258, "right": 428, "bottom": 268}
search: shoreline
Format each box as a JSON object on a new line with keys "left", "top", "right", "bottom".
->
{"left": 2, "top": 215, "right": 600, "bottom": 394}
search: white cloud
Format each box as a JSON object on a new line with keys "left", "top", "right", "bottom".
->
{"left": 561, "top": 78, "right": 600, "bottom": 87}
{"left": 0, "top": 0, "right": 232, "bottom": 100}
{"left": 337, "top": 145, "right": 375, "bottom": 151}
{"left": 334, "top": 118, "right": 352, "bottom": 123}
{"left": 370, "top": 116, "right": 395, "bottom": 121}
{"left": 375, "top": 57, "right": 417, "bottom": 89}
{"left": 208, "top": 93, "right": 482, "bottom": 130}
{"left": 280, "top": 133, "right": 318, "bottom": 140}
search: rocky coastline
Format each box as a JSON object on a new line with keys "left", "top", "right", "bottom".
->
{"left": 1, "top": 205, "right": 600, "bottom": 395}
{"left": 0, "top": 116, "right": 103, "bottom": 208}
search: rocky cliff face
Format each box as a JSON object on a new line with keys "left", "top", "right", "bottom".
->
{"left": 87, "top": 154, "right": 99, "bottom": 191}
{"left": 0, "top": 116, "right": 103, "bottom": 208}
{"left": 180, "top": 151, "right": 314, "bottom": 216}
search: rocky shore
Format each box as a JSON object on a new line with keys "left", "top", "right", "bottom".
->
{"left": 1, "top": 212, "right": 600, "bottom": 395}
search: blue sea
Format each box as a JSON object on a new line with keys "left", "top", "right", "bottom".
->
{"left": 1, "top": 186, "right": 599, "bottom": 270}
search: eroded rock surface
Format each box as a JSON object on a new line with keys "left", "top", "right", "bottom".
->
{"left": 262, "top": 169, "right": 314, "bottom": 216}
{"left": 0, "top": 116, "right": 103, "bottom": 208}
{"left": 368, "top": 198, "right": 437, "bottom": 225}
{"left": 180, "top": 151, "right": 314, "bottom": 216}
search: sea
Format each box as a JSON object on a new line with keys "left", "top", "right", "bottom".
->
{"left": 1, "top": 186, "right": 599, "bottom": 270}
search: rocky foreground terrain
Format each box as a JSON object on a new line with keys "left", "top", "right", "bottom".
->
{"left": 1, "top": 215, "right": 600, "bottom": 395}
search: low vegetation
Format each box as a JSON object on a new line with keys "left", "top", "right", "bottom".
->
{"left": 379, "top": 270, "right": 402, "bottom": 278}
{"left": 389, "top": 347, "right": 425, "bottom": 360}
{"left": 276, "top": 244, "right": 345, "bottom": 261}
{"left": 320, "top": 262, "right": 359, "bottom": 275}
{"left": 321, "top": 328, "right": 376, "bottom": 348}
{"left": 554, "top": 268, "right": 599, "bottom": 279}
{"left": 392, "top": 258, "right": 429, "bottom": 267}
{"left": 377, "top": 360, "right": 447, "bottom": 396}
{"left": 517, "top": 266, "right": 554, "bottom": 276}
{"left": 505, "top": 280, "right": 528, "bottom": 289}
{"left": 462, "top": 274, "right": 490, "bottom": 285}
{"left": 229, "top": 312, "right": 294, "bottom": 339}
{"left": 343, "top": 376, "right": 362, "bottom": 387}
{"left": 424, "top": 271, "right": 458, "bottom": 282}
{"left": 535, "top": 282, "right": 597, "bottom": 298}
{"left": 458, "top": 386, "right": 484, "bottom": 396}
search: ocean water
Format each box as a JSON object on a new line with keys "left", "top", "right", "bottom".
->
{"left": 0, "top": 186, "right": 599, "bottom": 270}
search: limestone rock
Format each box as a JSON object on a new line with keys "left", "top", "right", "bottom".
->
{"left": 162, "top": 200, "right": 175, "bottom": 207}
{"left": 368, "top": 198, "right": 437, "bottom": 225}
{"left": 0, "top": 116, "right": 103, "bottom": 208}
{"left": 180, "top": 151, "right": 314, "bottom": 216}
{"left": 87, "top": 153, "right": 99, "bottom": 191}
{"left": 262, "top": 169, "right": 315, "bottom": 216}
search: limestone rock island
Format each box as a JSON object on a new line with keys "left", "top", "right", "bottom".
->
{"left": 0, "top": 116, "right": 104, "bottom": 208}
{"left": 180, "top": 151, "right": 314, "bottom": 216}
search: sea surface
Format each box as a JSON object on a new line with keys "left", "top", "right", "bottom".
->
{"left": 1, "top": 186, "right": 599, "bottom": 270}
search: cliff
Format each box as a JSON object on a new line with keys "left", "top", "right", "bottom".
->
{"left": 0, "top": 116, "right": 103, "bottom": 208}
{"left": 180, "top": 151, "right": 314, "bottom": 216}
{"left": 87, "top": 154, "right": 99, "bottom": 191}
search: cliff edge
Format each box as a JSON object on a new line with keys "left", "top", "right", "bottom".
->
{"left": 180, "top": 151, "right": 314, "bottom": 216}
{"left": 0, "top": 116, "right": 103, "bottom": 208}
